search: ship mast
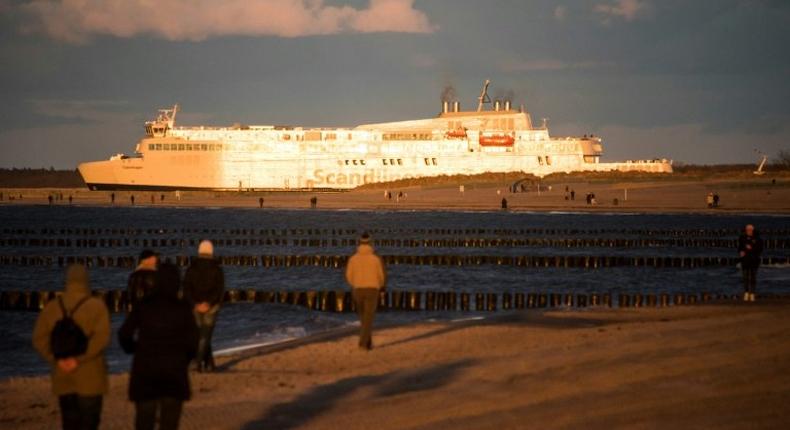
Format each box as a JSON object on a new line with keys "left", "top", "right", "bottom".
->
{"left": 477, "top": 79, "right": 491, "bottom": 112}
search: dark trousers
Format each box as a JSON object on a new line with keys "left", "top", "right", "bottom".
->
{"left": 194, "top": 306, "right": 219, "bottom": 368}
{"left": 59, "top": 394, "right": 102, "bottom": 430}
{"left": 742, "top": 266, "right": 758, "bottom": 294}
{"left": 135, "top": 397, "right": 183, "bottom": 430}
{"left": 353, "top": 289, "right": 379, "bottom": 349}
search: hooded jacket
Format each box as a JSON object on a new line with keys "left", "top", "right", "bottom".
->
{"left": 183, "top": 257, "right": 225, "bottom": 306}
{"left": 119, "top": 263, "right": 199, "bottom": 401}
{"left": 32, "top": 266, "right": 111, "bottom": 396}
{"left": 345, "top": 244, "right": 387, "bottom": 290}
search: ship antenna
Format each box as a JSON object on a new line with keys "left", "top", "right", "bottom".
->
{"left": 170, "top": 104, "right": 178, "bottom": 128}
{"left": 477, "top": 79, "right": 491, "bottom": 112}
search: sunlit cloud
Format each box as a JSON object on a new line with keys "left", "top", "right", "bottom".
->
{"left": 16, "top": 0, "right": 437, "bottom": 44}
{"left": 500, "top": 58, "right": 613, "bottom": 73}
{"left": 594, "top": 0, "right": 650, "bottom": 24}
{"left": 554, "top": 5, "right": 567, "bottom": 21}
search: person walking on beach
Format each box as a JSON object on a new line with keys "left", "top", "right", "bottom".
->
{"left": 738, "top": 224, "right": 764, "bottom": 302}
{"left": 119, "top": 262, "right": 199, "bottom": 430}
{"left": 183, "top": 240, "right": 225, "bottom": 372}
{"left": 345, "top": 232, "right": 387, "bottom": 350}
{"left": 32, "top": 264, "right": 111, "bottom": 430}
{"left": 128, "top": 250, "right": 158, "bottom": 311}
{"left": 706, "top": 192, "right": 714, "bottom": 208}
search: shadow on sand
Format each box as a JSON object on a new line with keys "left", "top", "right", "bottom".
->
{"left": 240, "top": 359, "right": 475, "bottom": 429}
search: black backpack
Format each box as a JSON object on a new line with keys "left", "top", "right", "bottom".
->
{"left": 50, "top": 296, "right": 91, "bottom": 359}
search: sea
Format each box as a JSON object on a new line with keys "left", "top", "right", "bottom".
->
{"left": 1, "top": 205, "right": 788, "bottom": 379}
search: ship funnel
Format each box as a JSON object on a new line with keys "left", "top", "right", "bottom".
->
{"left": 442, "top": 100, "right": 450, "bottom": 114}
{"left": 504, "top": 100, "right": 512, "bottom": 111}
{"left": 494, "top": 100, "right": 501, "bottom": 111}
{"left": 452, "top": 101, "right": 460, "bottom": 112}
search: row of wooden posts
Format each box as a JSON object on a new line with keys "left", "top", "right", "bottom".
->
{"left": 3, "top": 227, "right": 789, "bottom": 237}
{"left": 3, "top": 288, "right": 785, "bottom": 314}
{"left": 2, "top": 237, "right": 789, "bottom": 250}
{"left": 0, "top": 254, "right": 788, "bottom": 269}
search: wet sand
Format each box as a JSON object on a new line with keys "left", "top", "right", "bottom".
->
{"left": 2, "top": 177, "right": 789, "bottom": 213}
{"left": 2, "top": 302, "right": 789, "bottom": 429}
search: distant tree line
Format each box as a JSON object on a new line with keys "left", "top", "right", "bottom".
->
{"left": 0, "top": 168, "right": 85, "bottom": 188}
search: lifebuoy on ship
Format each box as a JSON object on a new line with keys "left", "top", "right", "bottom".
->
{"left": 478, "top": 135, "right": 515, "bottom": 146}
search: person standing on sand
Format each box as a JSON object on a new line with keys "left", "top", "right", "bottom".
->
{"left": 128, "top": 250, "right": 158, "bottom": 311}
{"left": 706, "top": 192, "right": 714, "bottom": 208}
{"left": 119, "top": 262, "right": 199, "bottom": 430}
{"left": 183, "top": 240, "right": 225, "bottom": 372}
{"left": 32, "top": 264, "right": 111, "bottom": 430}
{"left": 738, "top": 224, "right": 763, "bottom": 302}
{"left": 345, "top": 232, "right": 387, "bottom": 350}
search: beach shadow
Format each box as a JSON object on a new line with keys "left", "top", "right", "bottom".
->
{"left": 377, "top": 311, "right": 608, "bottom": 350}
{"left": 239, "top": 359, "right": 475, "bottom": 430}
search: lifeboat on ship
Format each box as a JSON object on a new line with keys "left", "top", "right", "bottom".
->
{"left": 445, "top": 129, "right": 467, "bottom": 139}
{"left": 478, "top": 134, "right": 515, "bottom": 146}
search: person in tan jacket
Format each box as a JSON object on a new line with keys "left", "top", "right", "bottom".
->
{"left": 32, "top": 264, "right": 111, "bottom": 430}
{"left": 345, "top": 232, "right": 387, "bottom": 350}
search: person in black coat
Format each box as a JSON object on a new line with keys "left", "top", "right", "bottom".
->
{"left": 737, "top": 224, "right": 764, "bottom": 302}
{"left": 119, "top": 262, "right": 198, "bottom": 430}
{"left": 127, "top": 250, "right": 158, "bottom": 311}
{"left": 183, "top": 240, "right": 225, "bottom": 372}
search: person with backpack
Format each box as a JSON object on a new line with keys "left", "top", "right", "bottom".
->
{"left": 183, "top": 240, "right": 225, "bottom": 372}
{"left": 119, "top": 262, "right": 199, "bottom": 430}
{"left": 127, "top": 249, "right": 158, "bottom": 311}
{"left": 32, "top": 264, "right": 111, "bottom": 430}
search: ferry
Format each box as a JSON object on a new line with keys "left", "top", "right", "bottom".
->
{"left": 78, "top": 80, "right": 672, "bottom": 191}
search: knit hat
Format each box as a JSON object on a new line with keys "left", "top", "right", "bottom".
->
{"left": 198, "top": 240, "right": 214, "bottom": 256}
{"left": 359, "top": 232, "right": 371, "bottom": 244}
{"left": 65, "top": 264, "right": 89, "bottom": 286}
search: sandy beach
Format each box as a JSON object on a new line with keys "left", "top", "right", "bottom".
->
{"left": 2, "top": 302, "right": 789, "bottom": 429}
{"left": 2, "top": 176, "right": 789, "bottom": 213}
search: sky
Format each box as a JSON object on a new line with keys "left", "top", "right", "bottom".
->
{"left": 0, "top": 0, "right": 788, "bottom": 168}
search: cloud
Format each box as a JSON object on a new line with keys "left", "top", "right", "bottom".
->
{"left": 594, "top": 0, "right": 650, "bottom": 24}
{"left": 16, "top": 0, "right": 436, "bottom": 43}
{"left": 553, "top": 5, "right": 567, "bottom": 21}
{"left": 500, "top": 58, "right": 613, "bottom": 73}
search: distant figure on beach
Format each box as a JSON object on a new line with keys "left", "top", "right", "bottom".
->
{"left": 738, "top": 224, "right": 763, "bottom": 302}
{"left": 69, "top": 195, "right": 73, "bottom": 205}
{"left": 259, "top": 197, "right": 264, "bottom": 208}
{"left": 501, "top": 198, "right": 508, "bottom": 210}
{"left": 160, "top": 194, "right": 165, "bottom": 202}
{"left": 570, "top": 189, "right": 575, "bottom": 201}
{"left": 183, "top": 240, "right": 225, "bottom": 372}
{"left": 48, "top": 195, "right": 53, "bottom": 205}
{"left": 110, "top": 193, "right": 115, "bottom": 204}
{"left": 119, "top": 262, "right": 198, "bottom": 430}
{"left": 713, "top": 192, "right": 720, "bottom": 208}
{"left": 706, "top": 192, "right": 714, "bottom": 208}
{"left": 175, "top": 190, "right": 181, "bottom": 201}
{"left": 32, "top": 264, "right": 110, "bottom": 430}
{"left": 345, "top": 232, "right": 387, "bottom": 350}
{"left": 150, "top": 195, "right": 155, "bottom": 204}
{"left": 131, "top": 195, "right": 135, "bottom": 205}
{"left": 127, "top": 250, "right": 158, "bottom": 311}
{"left": 591, "top": 193, "right": 597, "bottom": 205}
{"left": 586, "top": 193, "right": 592, "bottom": 205}
{"left": 310, "top": 196, "right": 318, "bottom": 208}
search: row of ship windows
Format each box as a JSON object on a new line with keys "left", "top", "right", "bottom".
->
{"left": 148, "top": 143, "right": 230, "bottom": 151}
{"left": 342, "top": 158, "right": 439, "bottom": 166}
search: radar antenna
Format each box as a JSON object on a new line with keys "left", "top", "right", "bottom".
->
{"left": 477, "top": 79, "right": 491, "bottom": 112}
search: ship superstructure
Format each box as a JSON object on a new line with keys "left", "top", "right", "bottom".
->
{"left": 78, "top": 80, "right": 672, "bottom": 191}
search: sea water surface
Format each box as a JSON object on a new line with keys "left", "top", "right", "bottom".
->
{"left": 1, "top": 205, "right": 788, "bottom": 378}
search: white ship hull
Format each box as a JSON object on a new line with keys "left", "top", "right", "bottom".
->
{"left": 79, "top": 92, "right": 672, "bottom": 191}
